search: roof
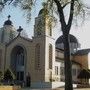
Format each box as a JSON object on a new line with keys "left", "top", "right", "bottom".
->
{"left": 56, "top": 47, "right": 76, "bottom": 55}
{"left": 56, "top": 34, "right": 78, "bottom": 44}
{"left": 38, "top": 8, "right": 49, "bottom": 16}
{"left": 74, "top": 49, "right": 90, "bottom": 55}
{"left": 56, "top": 47, "right": 64, "bottom": 52}
{"left": 4, "top": 19, "right": 13, "bottom": 26}
{"left": 6, "top": 35, "right": 32, "bottom": 46}
{"left": 56, "top": 57, "right": 81, "bottom": 66}
{"left": 77, "top": 69, "right": 90, "bottom": 79}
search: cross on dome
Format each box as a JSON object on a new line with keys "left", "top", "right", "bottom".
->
{"left": 8, "top": 15, "right": 11, "bottom": 20}
{"left": 4, "top": 15, "right": 12, "bottom": 26}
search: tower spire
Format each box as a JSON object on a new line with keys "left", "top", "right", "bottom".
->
{"left": 8, "top": 15, "right": 11, "bottom": 20}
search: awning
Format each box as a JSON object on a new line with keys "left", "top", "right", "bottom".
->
{"left": 77, "top": 69, "right": 90, "bottom": 79}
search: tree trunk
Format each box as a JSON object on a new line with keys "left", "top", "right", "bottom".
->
{"left": 63, "top": 31, "right": 73, "bottom": 90}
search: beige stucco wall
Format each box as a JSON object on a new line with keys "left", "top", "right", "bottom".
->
{"left": 73, "top": 54, "right": 88, "bottom": 69}
{"left": 5, "top": 35, "right": 47, "bottom": 83}
{"left": 1, "top": 25, "right": 17, "bottom": 43}
{"left": 5, "top": 36, "right": 36, "bottom": 82}
{"left": 45, "top": 36, "right": 55, "bottom": 82}
{"left": 32, "top": 36, "right": 46, "bottom": 82}
{"left": 0, "top": 43, "right": 6, "bottom": 73}
{"left": 73, "top": 54, "right": 89, "bottom": 84}
{"left": 33, "top": 14, "right": 56, "bottom": 82}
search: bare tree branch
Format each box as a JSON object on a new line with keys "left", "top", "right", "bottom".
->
{"left": 67, "top": 0, "right": 74, "bottom": 31}
{"left": 54, "top": 0, "right": 66, "bottom": 28}
{"left": 62, "top": 1, "right": 71, "bottom": 9}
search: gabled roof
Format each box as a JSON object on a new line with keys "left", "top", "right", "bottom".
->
{"left": 56, "top": 57, "right": 81, "bottom": 66}
{"left": 6, "top": 35, "right": 32, "bottom": 46}
{"left": 74, "top": 49, "right": 90, "bottom": 55}
{"left": 56, "top": 47, "right": 64, "bottom": 52}
{"left": 77, "top": 69, "right": 90, "bottom": 79}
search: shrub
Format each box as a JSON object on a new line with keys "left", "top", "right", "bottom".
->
{"left": 4, "top": 69, "right": 15, "bottom": 82}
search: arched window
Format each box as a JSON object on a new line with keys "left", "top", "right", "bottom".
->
{"left": 11, "top": 46, "right": 25, "bottom": 81}
{"left": 16, "top": 52, "right": 24, "bottom": 66}
{"left": 48, "top": 18, "right": 52, "bottom": 36}
{"left": 49, "top": 44, "right": 53, "bottom": 69}
{"left": 49, "top": 26, "right": 52, "bottom": 36}
{"left": 35, "top": 44, "right": 40, "bottom": 70}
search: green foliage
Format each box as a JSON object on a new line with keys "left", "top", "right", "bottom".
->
{"left": 0, "top": 71, "right": 3, "bottom": 80}
{"left": 0, "top": 71, "right": 3, "bottom": 85}
{"left": 0, "top": 0, "right": 89, "bottom": 24}
{"left": 4, "top": 69, "right": 15, "bottom": 81}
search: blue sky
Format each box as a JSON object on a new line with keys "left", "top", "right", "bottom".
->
{"left": 0, "top": 0, "right": 90, "bottom": 49}
{"left": 0, "top": 0, "right": 43, "bottom": 37}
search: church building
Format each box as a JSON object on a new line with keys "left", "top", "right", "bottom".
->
{"left": 0, "top": 9, "right": 90, "bottom": 88}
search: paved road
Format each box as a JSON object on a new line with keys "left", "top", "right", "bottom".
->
{"left": 22, "top": 88, "right": 90, "bottom": 90}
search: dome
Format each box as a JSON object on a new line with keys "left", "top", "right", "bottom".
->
{"left": 38, "top": 8, "right": 49, "bottom": 16}
{"left": 0, "top": 15, "right": 28, "bottom": 44}
{"left": 56, "top": 34, "right": 78, "bottom": 44}
{"left": 4, "top": 15, "right": 13, "bottom": 26}
{"left": 4, "top": 20, "right": 12, "bottom": 26}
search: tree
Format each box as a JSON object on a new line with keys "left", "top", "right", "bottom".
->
{"left": 0, "top": 71, "right": 3, "bottom": 85}
{"left": 0, "top": 71, "right": 3, "bottom": 80}
{"left": 0, "top": 0, "right": 90, "bottom": 90}
{"left": 4, "top": 69, "right": 15, "bottom": 82}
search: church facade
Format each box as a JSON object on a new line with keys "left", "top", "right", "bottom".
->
{"left": 0, "top": 9, "right": 90, "bottom": 88}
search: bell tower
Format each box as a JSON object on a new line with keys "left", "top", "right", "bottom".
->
{"left": 34, "top": 8, "right": 53, "bottom": 37}
{"left": 33, "top": 7, "right": 56, "bottom": 82}
{"left": 0, "top": 15, "right": 17, "bottom": 43}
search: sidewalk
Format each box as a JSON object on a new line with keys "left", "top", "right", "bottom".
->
{"left": 54, "top": 88, "right": 90, "bottom": 90}
{"left": 22, "top": 88, "right": 90, "bottom": 90}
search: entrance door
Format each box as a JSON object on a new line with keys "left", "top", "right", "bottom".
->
{"left": 11, "top": 46, "right": 26, "bottom": 81}
{"left": 17, "top": 71, "right": 24, "bottom": 81}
